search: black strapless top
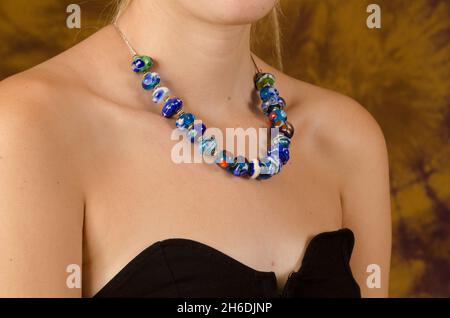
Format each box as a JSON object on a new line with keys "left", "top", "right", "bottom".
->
{"left": 94, "top": 229, "right": 360, "bottom": 298}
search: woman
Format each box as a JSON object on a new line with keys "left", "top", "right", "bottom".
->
{"left": 0, "top": 0, "right": 391, "bottom": 297}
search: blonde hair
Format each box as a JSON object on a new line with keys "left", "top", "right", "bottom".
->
{"left": 112, "top": 0, "right": 283, "bottom": 70}
{"left": 113, "top": 0, "right": 131, "bottom": 21}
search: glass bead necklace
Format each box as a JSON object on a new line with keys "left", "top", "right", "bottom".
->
{"left": 113, "top": 23, "right": 294, "bottom": 180}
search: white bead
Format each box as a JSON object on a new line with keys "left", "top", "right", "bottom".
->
{"left": 152, "top": 87, "right": 170, "bottom": 103}
{"left": 250, "top": 159, "right": 261, "bottom": 179}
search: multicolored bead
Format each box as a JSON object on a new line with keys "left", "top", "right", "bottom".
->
{"left": 258, "top": 156, "right": 281, "bottom": 180}
{"left": 272, "top": 134, "right": 291, "bottom": 148}
{"left": 187, "top": 123, "right": 206, "bottom": 143}
{"left": 269, "top": 145, "right": 290, "bottom": 165}
{"left": 254, "top": 73, "right": 276, "bottom": 91}
{"left": 268, "top": 156, "right": 282, "bottom": 174}
{"left": 175, "top": 113, "right": 195, "bottom": 130}
{"left": 279, "top": 147, "right": 290, "bottom": 165}
{"left": 230, "top": 156, "right": 250, "bottom": 177}
{"left": 132, "top": 55, "right": 153, "bottom": 73}
{"left": 277, "top": 97, "right": 286, "bottom": 109}
{"left": 248, "top": 159, "right": 261, "bottom": 179}
{"left": 142, "top": 72, "right": 160, "bottom": 90}
{"left": 262, "top": 104, "right": 278, "bottom": 116}
{"left": 262, "top": 97, "right": 286, "bottom": 116}
{"left": 261, "top": 156, "right": 281, "bottom": 176}
{"left": 215, "top": 150, "right": 234, "bottom": 170}
{"left": 279, "top": 121, "right": 295, "bottom": 139}
{"left": 269, "top": 109, "right": 288, "bottom": 127}
{"left": 259, "top": 86, "right": 279, "bottom": 102}
{"left": 162, "top": 98, "right": 183, "bottom": 118}
{"left": 152, "top": 87, "right": 170, "bottom": 103}
{"left": 199, "top": 137, "right": 217, "bottom": 156}
{"left": 257, "top": 158, "right": 273, "bottom": 180}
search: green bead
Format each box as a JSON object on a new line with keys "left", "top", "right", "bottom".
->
{"left": 256, "top": 73, "right": 276, "bottom": 91}
{"left": 132, "top": 55, "right": 153, "bottom": 73}
{"left": 142, "top": 56, "right": 153, "bottom": 68}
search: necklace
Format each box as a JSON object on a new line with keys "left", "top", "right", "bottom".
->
{"left": 113, "top": 23, "right": 294, "bottom": 180}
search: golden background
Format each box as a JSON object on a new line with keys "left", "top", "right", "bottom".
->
{"left": 0, "top": 0, "right": 449, "bottom": 297}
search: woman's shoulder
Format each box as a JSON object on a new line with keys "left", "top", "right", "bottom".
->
{"left": 0, "top": 27, "right": 106, "bottom": 104}
{"left": 260, "top": 59, "right": 388, "bottom": 172}
{"left": 0, "top": 58, "right": 87, "bottom": 298}
{"left": 0, "top": 25, "right": 114, "bottom": 106}
{"left": 0, "top": 42, "right": 102, "bottom": 185}
{"left": 0, "top": 65, "right": 67, "bottom": 135}
{"left": 0, "top": 60, "right": 88, "bottom": 151}
{"left": 0, "top": 27, "right": 116, "bottom": 147}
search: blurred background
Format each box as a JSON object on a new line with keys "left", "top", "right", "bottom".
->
{"left": 0, "top": 0, "right": 449, "bottom": 297}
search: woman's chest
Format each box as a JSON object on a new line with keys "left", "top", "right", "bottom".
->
{"left": 81, "top": 120, "right": 342, "bottom": 296}
{"left": 83, "top": 141, "right": 342, "bottom": 244}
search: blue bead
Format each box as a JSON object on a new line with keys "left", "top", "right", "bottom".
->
{"left": 262, "top": 104, "right": 280, "bottom": 116}
{"left": 152, "top": 87, "right": 169, "bottom": 103}
{"left": 269, "top": 156, "right": 282, "bottom": 174}
{"left": 142, "top": 72, "right": 160, "bottom": 90}
{"left": 268, "top": 95, "right": 279, "bottom": 105}
{"left": 261, "top": 96, "right": 286, "bottom": 115}
{"left": 176, "top": 113, "right": 195, "bottom": 130}
{"left": 269, "top": 145, "right": 290, "bottom": 165}
{"left": 131, "top": 55, "right": 153, "bottom": 73}
{"left": 231, "top": 156, "right": 250, "bottom": 177}
{"left": 277, "top": 97, "right": 286, "bottom": 108}
{"left": 216, "top": 150, "right": 234, "bottom": 170}
{"left": 199, "top": 137, "right": 217, "bottom": 156}
{"left": 279, "top": 147, "right": 290, "bottom": 164}
{"left": 272, "top": 134, "right": 291, "bottom": 148}
{"left": 161, "top": 98, "right": 183, "bottom": 118}
{"left": 257, "top": 156, "right": 281, "bottom": 180}
{"left": 247, "top": 161, "right": 255, "bottom": 177}
{"left": 257, "top": 165, "right": 272, "bottom": 180}
{"left": 134, "top": 59, "right": 143, "bottom": 67}
{"left": 257, "top": 157, "right": 272, "bottom": 180}
{"left": 260, "top": 86, "right": 278, "bottom": 102}
{"left": 132, "top": 59, "right": 144, "bottom": 72}
{"left": 187, "top": 123, "right": 206, "bottom": 142}
{"left": 261, "top": 101, "right": 270, "bottom": 114}
{"left": 269, "top": 108, "right": 288, "bottom": 126}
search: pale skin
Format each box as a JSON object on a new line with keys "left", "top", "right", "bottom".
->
{"left": 0, "top": 0, "right": 391, "bottom": 297}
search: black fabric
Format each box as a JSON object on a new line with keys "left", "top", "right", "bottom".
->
{"left": 94, "top": 228, "right": 361, "bottom": 298}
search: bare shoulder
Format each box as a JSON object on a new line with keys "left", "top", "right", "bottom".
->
{"left": 265, "top": 65, "right": 388, "bottom": 170}
{"left": 0, "top": 63, "right": 87, "bottom": 297}
{"left": 0, "top": 26, "right": 115, "bottom": 151}
{"left": 0, "top": 41, "right": 99, "bottom": 191}
{"left": 0, "top": 63, "right": 81, "bottom": 151}
{"left": 0, "top": 26, "right": 102, "bottom": 112}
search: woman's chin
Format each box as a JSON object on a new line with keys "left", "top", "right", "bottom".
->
{"left": 174, "top": 0, "right": 278, "bottom": 25}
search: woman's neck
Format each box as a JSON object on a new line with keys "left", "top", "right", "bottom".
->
{"left": 116, "top": 0, "right": 258, "bottom": 115}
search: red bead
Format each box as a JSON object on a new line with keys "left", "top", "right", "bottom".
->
{"left": 216, "top": 150, "right": 234, "bottom": 170}
{"left": 280, "top": 121, "right": 294, "bottom": 138}
{"left": 269, "top": 112, "right": 277, "bottom": 121}
{"left": 273, "top": 120, "right": 285, "bottom": 128}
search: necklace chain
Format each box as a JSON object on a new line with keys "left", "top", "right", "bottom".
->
{"left": 113, "top": 22, "right": 137, "bottom": 56}
{"left": 113, "top": 22, "right": 261, "bottom": 74}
